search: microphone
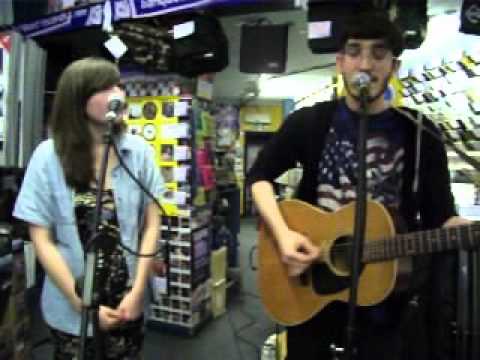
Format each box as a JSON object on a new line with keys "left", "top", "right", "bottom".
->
{"left": 352, "top": 72, "right": 371, "bottom": 92}
{"left": 106, "top": 94, "right": 126, "bottom": 122}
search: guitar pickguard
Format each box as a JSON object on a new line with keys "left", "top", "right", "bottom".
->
{"left": 312, "top": 263, "right": 365, "bottom": 295}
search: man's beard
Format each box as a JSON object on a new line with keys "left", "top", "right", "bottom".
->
{"left": 344, "top": 74, "right": 390, "bottom": 104}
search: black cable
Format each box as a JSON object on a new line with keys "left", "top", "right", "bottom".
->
{"left": 225, "top": 288, "right": 281, "bottom": 360}
{"left": 394, "top": 108, "right": 480, "bottom": 180}
{"left": 109, "top": 138, "right": 171, "bottom": 258}
{"left": 294, "top": 83, "right": 336, "bottom": 106}
{"left": 33, "top": 337, "right": 51, "bottom": 346}
{"left": 226, "top": 308, "right": 246, "bottom": 360}
{"left": 249, "top": 245, "right": 257, "bottom": 271}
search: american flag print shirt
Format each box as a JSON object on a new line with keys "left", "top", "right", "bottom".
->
{"left": 317, "top": 107, "right": 405, "bottom": 213}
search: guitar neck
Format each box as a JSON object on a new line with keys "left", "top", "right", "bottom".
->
{"left": 363, "top": 222, "right": 480, "bottom": 262}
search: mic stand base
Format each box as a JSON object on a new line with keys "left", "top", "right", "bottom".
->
{"left": 330, "top": 343, "right": 345, "bottom": 360}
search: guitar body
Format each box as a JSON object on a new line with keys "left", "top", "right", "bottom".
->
{"left": 258, "top": 199, "right": 398, "bottom": 326}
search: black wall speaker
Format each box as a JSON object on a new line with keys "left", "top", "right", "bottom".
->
{"left": 307, "top": 0, "right": 374, "bottom": 54}
{"left": 13, "top": 0, "right": 48, "bottom": 24}
{"left": 460, "top": 0, "right": 480, "bottom": 35}
{"left": 172, "top": 15, "right": 229, "bottom": 77}
{"left": 239, "top": 23, "right": 289, "bottom": 74}
{"left": 394, "top": 0, "right": 427, "bottom": 49}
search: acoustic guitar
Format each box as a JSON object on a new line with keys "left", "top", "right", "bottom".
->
{"left": 258, "top": 199, "right": 480, "bottom": 326}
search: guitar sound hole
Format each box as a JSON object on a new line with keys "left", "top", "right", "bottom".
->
{"left": 330, "top": 236, "right": 352, "bottom": 276}
{"left": 312, "top": 235, "right": 353, "bottom": 294}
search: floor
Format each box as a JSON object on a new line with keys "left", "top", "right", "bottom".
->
{"left": 29, "top": 217, "right": 278, "bottom": 360}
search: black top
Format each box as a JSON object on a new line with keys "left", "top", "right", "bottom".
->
{"left": 248, "top": 99, "right": 456, "bottom": 230}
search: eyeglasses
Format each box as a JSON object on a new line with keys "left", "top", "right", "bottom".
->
{"left": 343, "top": 42, "right": 393, "bottom": 61}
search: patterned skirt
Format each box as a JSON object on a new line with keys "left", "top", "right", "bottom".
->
{"left": 49, "top": 312, "right": 144, "bottom": 360}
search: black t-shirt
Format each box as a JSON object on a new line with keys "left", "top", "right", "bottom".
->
{"left": 248, "top": 99, "right": 455, "bottom": 231}
{"left": 317, "top": 101, "right": 405, "bottom": 214}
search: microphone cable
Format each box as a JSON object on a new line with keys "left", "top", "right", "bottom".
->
{"left": 110, "top": 138, "right": 171, "bottom": 258}
{"left": 393, "top": 107, "right": 480, "bottom": 181}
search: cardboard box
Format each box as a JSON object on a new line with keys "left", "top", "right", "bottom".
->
{"left": 210, "top": 246, "right": 227, "bottom": 283}
{"left": 211, "top": 279, "right": 226, "bottom": 318}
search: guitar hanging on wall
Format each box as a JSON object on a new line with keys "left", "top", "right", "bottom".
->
{"left": 257, "top": 199, "right": 480, "bottom": 326}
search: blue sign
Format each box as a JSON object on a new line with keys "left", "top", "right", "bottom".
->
{"left": 128, "top": 0, "right": 257, "bottom": 18}
{"left": 112, "top": 0, "right": 133, "bottom": 20}
{"left": 16, "top": 0, "right": 261, "bottom": 37}
{"left": 17, "top": 3, "right": 105, "bottom": 37}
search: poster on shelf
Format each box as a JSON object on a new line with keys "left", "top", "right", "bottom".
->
{"left": 162, "top": 189, "right": 188, "bottom": 205}
{"left": 174, "top": 166, "right": 190, "bottom": 182}
{"left": 196, "top": 76, "right": 214, "bottom": 100}
{"left": 151, "top": 273, "right": 168, "bottom": 300}
{"left": 173, "top": 145, "right": 191, "bottom": 161}
{"left": 128, "top": 102, "right": 143, "bottom": 119}
{"left": 174, "top": 191, "right": 188, "bottom": 205}
{"left": 160, "top": 144, "right": 174, "bottom": 161}
{"left": 161, "top": 166, "right": 175, "bottom": 183}
{"left": 174, "top": 101, "right": 189, "bottom": 117}
{"left": 160, "top": 123, "right": 189, "bottom": 139}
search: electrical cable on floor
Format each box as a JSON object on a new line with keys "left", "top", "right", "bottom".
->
{"left": 249, "top": 245, "right": 258, "bottom": 271}
{"left": 225, "top": 293, "right": 262, "bottom": 360}
{"left": 225, "top": 284, "right": 283, "bottom": 360}
{"left": 226, "top": 308, "right": 246, "bottom": 360}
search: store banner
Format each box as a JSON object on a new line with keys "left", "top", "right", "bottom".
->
{"left": 128, "top": 0, "right": 256, "bottom": 18}
{"left": 15, "top": 0, "right": 259, "bottom": 37}
{"left": 112, "top": 0, "right": 133, "bottom": 21}
{"left": 16, "top": 3, "right": 107, "bottom": 37}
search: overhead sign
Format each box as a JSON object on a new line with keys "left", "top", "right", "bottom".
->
{"left": 127, "top": 0, "right": 254, "bottom": 18}
{"left": 16, "top": 4, "right": 103, "bottom": 37}
{"left": 129, "top": 0, "right": 212, "bottom": 18}
{"left": 15, "top": 0, "right": 258, "bottom": 37}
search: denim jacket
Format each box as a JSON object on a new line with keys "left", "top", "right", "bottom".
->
{"left": 13, "top": 134, "right": 164, "bottom": 335}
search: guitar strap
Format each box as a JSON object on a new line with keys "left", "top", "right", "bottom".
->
{"left": 413, "top": 111, "right": 423, "bottom": 195}
{"left": 392, "top": 106, "right": 424, "bottom": 197}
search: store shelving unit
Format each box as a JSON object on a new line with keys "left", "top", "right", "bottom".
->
{"left": 124, "top": 75, "right": 216, "bottom": 335}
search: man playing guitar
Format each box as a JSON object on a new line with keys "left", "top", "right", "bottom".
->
{"left": 249, "top": 11, "right": 470, "bottom": 360}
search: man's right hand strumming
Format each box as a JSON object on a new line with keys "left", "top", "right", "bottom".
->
{"left": 277, "top": 229, "right": 320, "bottom": 277}
{"left": 251, "top": 181, "right": 321, "bottom": 277}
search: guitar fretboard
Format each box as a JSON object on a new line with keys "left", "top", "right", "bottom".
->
{"left": 364, "top": 223, "right": 480, "bottom": 262}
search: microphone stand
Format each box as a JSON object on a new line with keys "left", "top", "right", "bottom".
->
{"left": 396, "top": 107, "right": 480, "bottom": 360}
{"left": 77, "top": 116, "right": 116, "bottom": 360}
{"left": 343, "top": 88, "right": 369, "bottom": 360}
